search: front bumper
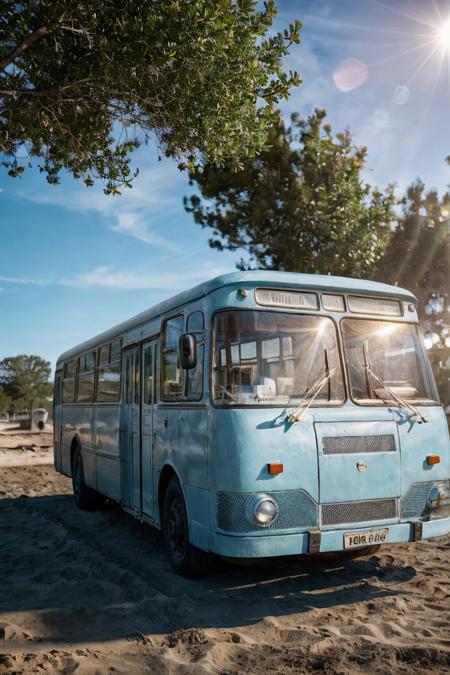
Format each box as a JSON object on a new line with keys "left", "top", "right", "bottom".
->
{"left": 210, "top": 516, "right": 450, "bottom": 558}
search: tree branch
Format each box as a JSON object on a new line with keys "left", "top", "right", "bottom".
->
{"left": 0, "top": 78, "right": 94, "bottom": 98}
{"left": 0, "top": 26, "right": 52, "bottom": 71}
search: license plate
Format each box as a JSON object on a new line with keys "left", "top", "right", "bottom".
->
{"left": 344, "top": 527, "right": 388, "bottom": 549}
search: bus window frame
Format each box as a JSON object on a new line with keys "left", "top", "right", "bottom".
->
{"left": 59, "top": 340, "right": 123, "bottom": 406}
{"left": 184, "top": 310, "right": 205, "bottom": 403}
{"left": 76, "top": 350, "right": 96, "bottom": 404}
{"left": 160, "top": 313, "right": 185, "bottom": 402}
{"left": 209, "top": 307, "right": 348, "bottom": 409}
{"left": 339, "top": 315, "right": 439, "bottom": 408}
{"left": 62, "top": 359, "right": 77, "bottom": 404}
{"left": 143, "top": 342, "right": 153, "bottom": 405}
{"left": 96, "top": 339, "right": 122, "bottom": 404}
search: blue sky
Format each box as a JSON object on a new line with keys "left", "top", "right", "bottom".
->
{"left": 1, "top": 0, "right": 450, "bottom": 370}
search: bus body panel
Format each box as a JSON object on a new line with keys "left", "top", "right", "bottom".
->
{"left": 60, "top": 405, "right": 92, "bottom": 477}
{"left": 315, "top": 419, "right": 401, "bottom": 504}
{"left": 93, "top": 404, "right": 121, "bottom": 500}
{"left": 397, "top": 405, "right": 450, "bottom": 490}
{"left": 210, "top": 515, "right": 450, "bottom": 558}
{"left": 207, "top": 407, "right": 319, "bottom": 498}
{"left": 154, "top": 407, "right": 208, "bottom": 489}
{"left": 53, "top": 371, "right": 63, "bottom": 472}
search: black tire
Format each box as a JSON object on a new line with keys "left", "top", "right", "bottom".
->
{"left": 162, "top": 476, "right": 211, "bottom": 578}
{"left": 72, "top": 447, "right": 104, "bottom": 510}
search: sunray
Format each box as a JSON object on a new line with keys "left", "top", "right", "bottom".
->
{"left": 373, "top": 0, "right": 442, "bottom": 31}
{"left": 415, "top": 222, "right": 447, "bottom": 285}
{"left": 295, "top": 13, "right": 430, "bottom": 39}
{"left": 431, "top": 0, "right": 446, "bottom": 26}
{"left": 407, "top": 41, "right": 444, "bottom": 86}
{"left": 367, "top": 38, "right": 438, "bottom": 69}
{"left": 395, "top": 220, "right": 422, "bottom": 281}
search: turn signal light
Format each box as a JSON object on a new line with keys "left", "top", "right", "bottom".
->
{"left": 426, "top": 455, "right": 440, "bottom": 465}
{"left": 268, "top": 462, "right": 283, "bottom": 475}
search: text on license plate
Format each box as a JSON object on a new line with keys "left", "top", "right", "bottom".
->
{"left": 344, "top": 528, "right": 388, "bottom": 549}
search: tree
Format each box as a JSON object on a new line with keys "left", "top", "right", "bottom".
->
{"left": 185, "top": 109, "right": 396, "bottom": 277}
{"left": 0, "top": 1, "right": 300, "bottom": 193}
{"left": 376, "top": 175, "right": 450, "bottom": 404}
{"left": 0, "top": 355, "right": 52, "bottom": 412}
{"left": 0, "top": 386, "right": 10, "bottom": 414}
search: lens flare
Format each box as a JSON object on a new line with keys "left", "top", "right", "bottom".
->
{"left": 333, "top": 58, "right": 369, "bottom": 92}
{"left": 393, "top": 85, "right": 410, "bottom": 105}
{"left": 436, "top": 18, "right": 450, "bottom": 53}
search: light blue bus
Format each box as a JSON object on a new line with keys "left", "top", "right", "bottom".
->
{"left": 54, "top": 272, "right": 450, "bottom": 577}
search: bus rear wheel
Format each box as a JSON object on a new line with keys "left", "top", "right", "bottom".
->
{"left": 72, "top": 447, "right": 104, "bottom": 510}
{"left": 162, "top": 477, "right": 211, "bottom": 578}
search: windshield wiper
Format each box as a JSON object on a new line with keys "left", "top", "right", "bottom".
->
{"left": 362, "top": 342, "right": 428, "bottom": 423}
{"left": 287, "top": 358, "right": 336, "bottom": 424}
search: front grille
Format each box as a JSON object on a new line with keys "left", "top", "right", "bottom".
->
{"left": 321, "top": 498, "right": 397, "bottom": 526}
{"left": 216, "top": 490, "right": 318, "bottom": 533}
{"left": 401, "top": 480, "right": 450, "bottom": 520}
{"left": 322, "top": 434, "right": 396, "bottom": 455}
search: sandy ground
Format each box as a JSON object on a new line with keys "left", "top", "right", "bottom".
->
{"left": 0, "top": 435, "right": 449, "bottom": 674}
{"left": 0, "top": 424, "right": 53, "bottom": 468}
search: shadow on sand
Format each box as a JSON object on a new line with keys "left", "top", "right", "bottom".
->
{"left": 0, "top": 493, "right": 416, "bottom": 646}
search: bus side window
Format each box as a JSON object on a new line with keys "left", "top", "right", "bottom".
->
{"left": 134, "top": 348, "right": 140, "bottom": 404}
{"left": 186, "top": 311, "right": 204, "bottom": 401}
{"left": 187, "top": 311, "right": 204, "bottom": 333}
{"left": 77, "top": 351, "right": 96, "bottom": 403}
{"left": 154, "top": 343, "right": 160, "bottom": 403}
{"left": 143, "top": 345, "right": 153, "bottom": 404}
{"left": 125, "top": 350, "right": 134, "bottom": 404}
{"left": 97, "top": 340, "right": 122, "bottom": 403}
{"left": 62, "top": 359, "right": 76, "bottom": 403}
{"left": 162, "top": 316, "right": 183, "bottom": 401}
{"left": 54, "top": 371, "right": 62, "bottom": 406}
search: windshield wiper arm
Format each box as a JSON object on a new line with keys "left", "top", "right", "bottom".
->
{"left": 287, "top": 367, "right": 336, "bottom": 424}
{"left": 364, "top": 364, "right": 428, "bottom": 423}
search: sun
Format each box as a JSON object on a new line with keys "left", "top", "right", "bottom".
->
{"left": 435, "top": 18, "right": 450, "bottom": 53}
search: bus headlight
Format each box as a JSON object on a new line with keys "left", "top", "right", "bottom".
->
{"left": 246, "top": 495, "right": 278, "bottom": 527}
{"left": 426, "top": 485, "right": 450, "bottom": 519}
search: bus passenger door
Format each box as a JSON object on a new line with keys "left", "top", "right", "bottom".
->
{"left": 141, "top": 339, "right": 158, "bottom": 518}
{"left": 120, "top": 346, "right": 141, "bottom": 512}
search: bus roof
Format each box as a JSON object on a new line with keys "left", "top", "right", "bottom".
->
{"left": 56, "top": 271, "right": 416, "bottom": 365}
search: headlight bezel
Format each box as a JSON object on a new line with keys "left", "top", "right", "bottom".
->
{"left": 426, "top": 484, "right": 450, "bottom": 520}
{"left": 245, "top": 494, "right": 278, "bottom": 527}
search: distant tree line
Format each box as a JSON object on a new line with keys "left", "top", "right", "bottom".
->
{"left": 0, "top": 355, "right": 52, "bottom": 414}
{"left": 185, "top": 109, "right": 450, "bottom": 404}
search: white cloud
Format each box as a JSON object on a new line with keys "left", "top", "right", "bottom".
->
{"left": 19, "top": 159, "right": 188, "bottom": 251}
{"left": 0, "top": 274, "right": 48, "bottom": 286}
{"left": 61, "top": 262, "right": 233, "bottom": 291}
{"left": 0, "top": 257, "right": 234, "bottom": 292}
{"left": 282, "top": 41, "right": 331, "bottom": 116}
{"left": 111, "top": 212, "right": 180, "bottom": 252}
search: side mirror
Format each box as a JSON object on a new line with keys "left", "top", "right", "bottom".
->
{"left": 179, "top": 333, "right": 197, "bottom": 370}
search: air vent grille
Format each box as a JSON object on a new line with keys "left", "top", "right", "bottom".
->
{"left": 323, "top": 434, "right": 396, "bottom": 455}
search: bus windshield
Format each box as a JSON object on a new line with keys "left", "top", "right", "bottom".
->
{"left": 212, "top": 311, "right": 345, "bottom": 405}
{"left": 342, "top": 319, "right": 435, "bottom": 403}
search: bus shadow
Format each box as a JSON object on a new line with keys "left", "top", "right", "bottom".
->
{"left": 0, "top": 493, "right": 416, "bottom": 646}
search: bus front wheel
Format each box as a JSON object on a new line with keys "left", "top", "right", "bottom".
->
{"left": 72, "top": 448, "right": 104, "bottom": 511}
{"left": 162, "top": 477, "right": 211, "bottom": 578}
